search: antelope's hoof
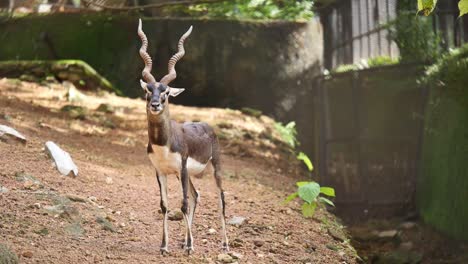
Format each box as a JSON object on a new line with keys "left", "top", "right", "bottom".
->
{"left": 184, "top": 246, "right": 194, "bottom": 255}
{"left": 222, "top": 242, "right": 230, "bottom": 252}
{"left": 160, "top": 247, "right": 169, "bottom": 255}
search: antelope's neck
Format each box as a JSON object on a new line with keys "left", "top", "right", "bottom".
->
{"left": 147, "top": 109, "right": 171, "bottom": 146}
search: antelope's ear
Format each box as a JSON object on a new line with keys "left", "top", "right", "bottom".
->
{"left": 140, "top": 79, "right": 148, "bottom": 92}
{"left": 168, "top": 87, "right": 185, "bottom": 97}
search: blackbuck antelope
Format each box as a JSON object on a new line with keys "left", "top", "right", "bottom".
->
{"left": 137, "top": 19, "right": 228, "bottom": 255}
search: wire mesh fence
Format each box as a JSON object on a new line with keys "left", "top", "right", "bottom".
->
{"left": 314, "top": 64, "right": 428, "bottom": 220}
{"left": 320, "top": 0, "right": 467, "bottom": 69}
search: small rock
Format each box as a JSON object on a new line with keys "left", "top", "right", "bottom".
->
{"left": 400, "top": 222, "right": 417, "bottom": 230}
{"left": 23, "top": 180, "right": 40, "bottom": 190}
{"left": 105, "top": 214, "right": 116, "bottom": 222}
{"left": 202, "top": 239, "right": 208, "bottom": 244}
{"left": 105, "top": 177, "right": 113, "bottom": 185}
{"left": 229, "top": 252, "right": 243, "bottom": 259}
{"left": 43, "top": 205, "right": 65, "bottom": 216}
{"left": 378, "top": 230, "right": 398, "bottom": 238}
{"left": 96, "top": 216, "right": 116, "bottom": 232}
{"left": 227, "top": 216, "right": 246, "bottom": 227}
{"left": 96, "top": 104, "right": 115, "bottom": 114}
{"left": 65, "top": 82, "right": 87, "bottom": 103}
{"left": 208, "top": 228, "right": 217, "bottom": 235}
{"left": 119, "top": 223, "right": 126, "bottom": 228}
{"left": 217, "top": 253, "right": 234, "bottom": 263}
{"left": 230, "top": 238, "right": 243, "bottom": 248}
{"left": 129, "top": 212, "right": 137, "bottom": 221}
{"left": 65, "top": 222, "right": 85, "bottom": 237}
{"left": 399, "top": 241, "right": 414, "bottom": 251}
{"left": 22, "top": 251, "right": 33, "bottom": 258}
{"left": 253, "top": 240, "right": 264, "bottom": 247}
{"left": 66, "top": 194, "right": 87, "bottom": 203}
{"left": 88, "top": 196, "right": 97, "bottom": 202}
{"left": 34, "top": 228, "right": 49, "bottom": 236}
{"left": 33, "top": 203, "right": 41, "bottom": 209}
{"left": 0, "top": 186, "right": 9, "bottom": 193}
{"left": 168, "top": 210, "right": 183, "bottom": 221}
{"left": 328, "top": 228, "right": 346, "bottom": 242}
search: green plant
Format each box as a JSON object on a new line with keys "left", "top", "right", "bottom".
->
{"left": 166, "top": 0, "right": 314, "bottom": 21}
{"left": 367, "top": 56, "right": 399, "bottom": 67}
{"left": 284, "top": 153, "right": 335, "bottom": 218}
{"left": 389, "top": 11, "right": 441, "bottom": 63}
{"left": 284, "top": 181, "right": 335, "bottom": 217}
{"left": 274, "top": 121, "right": 298, "bottom": 148}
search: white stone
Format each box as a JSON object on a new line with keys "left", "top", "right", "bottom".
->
{"left": 45, "top": 141, "right": 78, "bottom": 176}
{"left": 0, "top": 124, "right": 26, "bottom": 142}
{"left": 228, "top": 216, "right": 246, "bottom": 226}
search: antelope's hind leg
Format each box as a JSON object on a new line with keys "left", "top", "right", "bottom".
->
{"left": 156, "top": 172, "right": 170, "bottom": 255}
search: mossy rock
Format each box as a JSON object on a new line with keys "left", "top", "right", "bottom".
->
{"left": 240, "top": 107, "right": 262, "bottom": 118}
{"left": 61, "top": 105, "right": 87, "bottom": 120}
{"left": 0, "top": 60, "right": 118, "bottom": 94}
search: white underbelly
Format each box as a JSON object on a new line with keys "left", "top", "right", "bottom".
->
{"left": 148, "top": 145, "right": 210, "bottom": 176}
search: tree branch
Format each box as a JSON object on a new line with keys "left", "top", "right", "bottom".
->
{"left": 83, "top": 0, "right": 228, "bottom": 11}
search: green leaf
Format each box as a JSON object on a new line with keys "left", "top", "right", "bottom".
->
{"left": 460, "top": 0, "right": 468, "bottom": 17}
{"left": 318, "top": 197, "right": 335, "bottom": 207}
{"left": 296, "top": 181, "right": 309, "bottom": 187}
{"left": 302, "top": 202, "right": 317, "bottom": 217}
{"left": 298, "top": 182, "right": 320, "bottom": 204}
{"left": 320, "top": 187, "right": 336, "bottom": 197}
{"left": 297, "top": 152, "right": 314, "bottom": 171}
{"left": 283, "top": 192, "right": 298, "bottom": 204}
{"left": 418, "top": 0, "right": 437, "bottom": 16}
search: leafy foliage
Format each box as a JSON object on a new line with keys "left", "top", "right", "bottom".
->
{"left": 423, "top": 43, "right": 468, "bottom": 106}
{"left": 417, "top": 0, "right": 468, "bottom": 17}
{"left": 460, "top": 0, "right": 468, "bottom": 17}
{"left": 274, "top": 121, "right": 298, "bottom": 148}
{"left": 331, "top": 56, "right": 399, "bottom": 74}
{"left": 417, "top": 0, "right": 437, "bottom": 16}
{"left": 167, "top": 0, "right": 314, "bottom": 20}
{"left": 390, "top": 11, "right": 441, "bottom": 63}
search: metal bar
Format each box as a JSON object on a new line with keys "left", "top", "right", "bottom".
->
{"left": 318, "top": 77, "right": 328, "bottom": 185}
{"left": 366, "top": 0, "right": 371, "bottom": 58}
{"left": 330, "top": 25, "right": 390, "bottom": 51}
{"left": 326, "top": 138, "right": 418, "bottom": 144}
{"left": 351, "top": 71, "right": 366, "bottom": 208}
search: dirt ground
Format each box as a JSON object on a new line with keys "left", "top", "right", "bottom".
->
{"left": 0, "top": 78, "right": 358, "bottom": 263}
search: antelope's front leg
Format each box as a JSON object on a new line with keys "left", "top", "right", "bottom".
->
{"left": 156, "top": 172, "right": 170, "bottom": 255}
{"left": 180, "top": 158, "right": 194, "bottom": 254}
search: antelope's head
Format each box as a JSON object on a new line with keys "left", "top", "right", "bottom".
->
{"left": 138, "top": 19, "right": 192, "bottom": 115}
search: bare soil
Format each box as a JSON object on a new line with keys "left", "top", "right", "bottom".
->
{"left": 0, "top": 79, "right": 357, "bottom": 263}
